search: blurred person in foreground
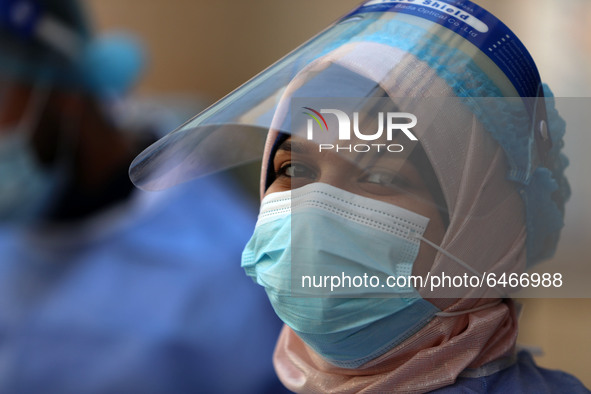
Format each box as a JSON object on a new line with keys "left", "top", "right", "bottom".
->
{"left": 130, "top": 0, "right": 590, "bottom": 392}
{"left": 0, "top": 0, "right": 285, "bottom": 392}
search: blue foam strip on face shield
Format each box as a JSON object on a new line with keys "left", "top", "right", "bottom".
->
{"left": 349, "top": 0, "right": 543, "bottom": 100}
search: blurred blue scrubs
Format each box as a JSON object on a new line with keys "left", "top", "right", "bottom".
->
{"left": 0, "top": 174, "right": 286, "bottom": 393}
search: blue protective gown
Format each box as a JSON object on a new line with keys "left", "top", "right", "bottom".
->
{"left": 0, "top": 174, "right": 287, "bottom": 394}
{"left": 431, "top": 351, "right": 590, "bottom": 393}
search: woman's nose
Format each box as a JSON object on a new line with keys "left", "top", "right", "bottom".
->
{"left": 316, "top": 158, "right": 360, "bottom": 195}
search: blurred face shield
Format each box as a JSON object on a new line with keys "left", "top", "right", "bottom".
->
{"left": 130, "top": 1, "right": 570, "bottom": 300}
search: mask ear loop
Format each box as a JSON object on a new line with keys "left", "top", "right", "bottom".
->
{"left": 409, "top": 230, "right": 509, "bottom": 303}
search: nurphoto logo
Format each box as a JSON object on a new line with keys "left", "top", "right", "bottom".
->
{"left": 302, "top": 107, "right": 418, "bottom": 153}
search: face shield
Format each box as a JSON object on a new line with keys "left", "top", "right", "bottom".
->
{"left": 130, "top": 1, "right": 549, "bottom": 189}
{"left": 130, "top": 1, "right": 569, "bottom": 298}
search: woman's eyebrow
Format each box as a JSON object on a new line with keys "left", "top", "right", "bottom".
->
{"left": 276, "top": 139, "right": 317, "bottom": 155}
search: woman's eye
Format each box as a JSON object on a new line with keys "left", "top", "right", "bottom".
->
{"left": 360, "top": 170, "right": 410, "bottom": 190}
{"left": 276, "top": 162, "right": 317, "bottom": 180}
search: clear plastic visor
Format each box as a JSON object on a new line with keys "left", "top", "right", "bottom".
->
{"left": 129, "top": 11, "right": 533, "bottom": 192}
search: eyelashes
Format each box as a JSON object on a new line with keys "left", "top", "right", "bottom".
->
{"left": 273, "top": 161, "right": 413, "bottom": 194}
{"left": 275, "top": 162, "right": 317, "bottom": 180}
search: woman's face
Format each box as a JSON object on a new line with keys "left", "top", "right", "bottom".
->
{"left": 265, "top": 136, "right": 447, "bottom": 277}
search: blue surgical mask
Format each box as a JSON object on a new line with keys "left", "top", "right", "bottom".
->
{"left": 0, "top": 83, "right": 62, "bottom": 223}
{"left": 242, "top": 183, "right": 441, "bottom": 368}
{"left": 0, "top": 131, "right": 60, "bottom": 223}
